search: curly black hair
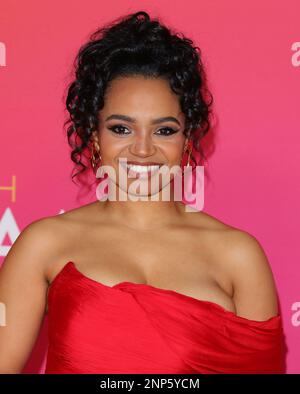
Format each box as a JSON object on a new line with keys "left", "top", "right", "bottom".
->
{"left": 64, "top": 10, "right": 213, "bottom": 183}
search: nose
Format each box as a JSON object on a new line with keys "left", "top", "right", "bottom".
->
{"left": 129, "top": 132, "right": 157, "bottom": 157}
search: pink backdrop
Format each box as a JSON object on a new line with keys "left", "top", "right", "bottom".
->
{"left": 0, "top": 0, "right": 299, "bottom": 373}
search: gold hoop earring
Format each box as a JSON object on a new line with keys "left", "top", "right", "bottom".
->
{"left": 90, "top": 143, "right": 101, "bottom": 171}
{"left": 183, "top": 139, "right": 193, "bottom": 168}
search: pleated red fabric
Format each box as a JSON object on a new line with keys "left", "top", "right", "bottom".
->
{"left": 44, "top": 261, "right": 285, "bottom": 374}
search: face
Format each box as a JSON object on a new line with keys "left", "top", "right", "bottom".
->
{"left": 94, "top": 75, "right": 187, "bottom": 198}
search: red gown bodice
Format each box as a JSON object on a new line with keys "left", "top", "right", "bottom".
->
{"left": 44, "top": 261, "right": 285, "bottom": 374}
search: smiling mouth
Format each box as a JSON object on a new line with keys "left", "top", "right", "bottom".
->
{"left": 119, "top": 161, "right": 163, "bottom": 177}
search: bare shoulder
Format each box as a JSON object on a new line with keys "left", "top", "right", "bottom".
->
{"left": 16, "top": 213, "right": 72, "bottom": 248}
{"left": 25, "top": 201, "right": 98, "bottom": 235}
{"left": 3, "top": 206, "right": 87, "bottom": 269}
{"left": 191, "top": 210, "right": 280, "bottom": 321}
{"left": 7, "top": 216, "right": 60, "bottom": 257}
{"left": 225, "top": 229, "right": 279, "bottom": 321}
{"left": 3, "top": 215, "right": 65, "bottom": 271}
{"left": 8, "top": 202, "right": 102, "bottom": 270}
{"left": 18, "top": 204, "right": 94, "bottom": 253}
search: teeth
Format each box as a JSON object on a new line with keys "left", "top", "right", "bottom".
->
{"left": 126, "top": 164, "right": 160, "bottom": 173}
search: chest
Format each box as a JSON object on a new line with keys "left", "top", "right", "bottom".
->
{"left": 47, "top": 227, "right": 235, "bottom": 314}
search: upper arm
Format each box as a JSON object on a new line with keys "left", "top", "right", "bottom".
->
{"left": 0, "top": 217, "right": 59, "bottom": 373}
{"left": 226, "top": 230, "right": 279, "bottom": 321}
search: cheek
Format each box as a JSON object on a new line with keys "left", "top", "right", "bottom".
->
{"left": 98, "top": 129, "right": 126, "bottom": 157}
{"left": 160, "top": 138, "right": 185, "bottom": 162}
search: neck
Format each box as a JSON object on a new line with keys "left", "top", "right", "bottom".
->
{"left": 96, "top": 180, "right": 186, "bottom": 231}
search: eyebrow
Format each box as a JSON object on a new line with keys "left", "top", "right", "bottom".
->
{"left": 105, "top": 114, "right": 181, "bottom": 126}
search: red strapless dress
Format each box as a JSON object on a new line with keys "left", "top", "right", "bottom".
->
{"left": 44, "top": 261, "right": 285, "bottom": 374}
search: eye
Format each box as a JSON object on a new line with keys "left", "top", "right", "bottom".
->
{"left": 107, "top": 125, "right": 179, "bottom": 137}
{"left": 155, "top": 127, "right": 179, "bottom": 136}
{"left": 107, "top": 124, "right": 131, "bottom": 135}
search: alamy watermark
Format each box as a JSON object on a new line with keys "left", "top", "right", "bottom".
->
{"left": 94, "top": 158, "right": 204, "bottom": 212}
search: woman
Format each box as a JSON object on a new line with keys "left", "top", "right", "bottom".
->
{"left": 0, "top": 10, "right": 284, "bottom": 374}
